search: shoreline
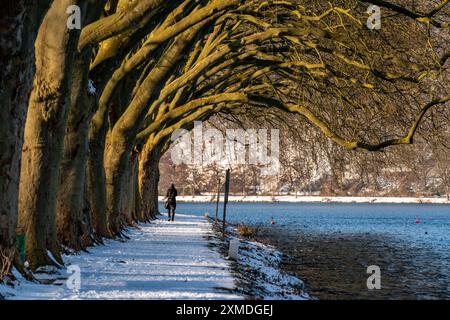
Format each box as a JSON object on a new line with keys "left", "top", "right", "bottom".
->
{"left": 206, "top": 217, "right": 310, "bottom": 300}
{"left": 159, "top": 195, "right": 450, "bottom": 204}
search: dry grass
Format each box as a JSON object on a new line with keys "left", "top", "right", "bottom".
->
{"left": 0, "top": 247, "right": 13, "bottom": 282}
{"left": 237, "top": 224, "right": 258, "bottom": 238}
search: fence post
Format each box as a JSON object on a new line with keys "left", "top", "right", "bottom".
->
{"left": 222, "top": 169, "right": 230, "bottom": 237}
{"left": 215, "top": 177, "right": 221, "bottom": 224}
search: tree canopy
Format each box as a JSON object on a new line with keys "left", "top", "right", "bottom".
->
{"left": 0, "top": 0, "right": 448, "bottom": 277}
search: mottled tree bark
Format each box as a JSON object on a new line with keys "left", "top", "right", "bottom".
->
{"left": 138, "top": 141, "right": 164, "bottom": 221}
{"left": 0, "top": 0, "right": 51, "bottom": 278}
{"left": 18, "top": 0, "right": 82, "bottom": 270}
{"left": 86, "top": 84, "right": 113, "bottom": 238}
{"left": 56, "top": 53, "right": 95, "bottom": 251}
{"left": 56, "top": 2, "right": 106, "bottom": 251}
{"left": 86, "top": 124, "right": 110, "bottom": 237}
{"left": 132, "top": 155, "right": 143, "bottom": 222}
{"left": 120, "top": 152, "right": 139, "bottom": 226}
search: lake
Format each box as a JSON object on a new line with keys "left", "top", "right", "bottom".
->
{"left": 159, "top": 202, "right": 450, "bottom": 299}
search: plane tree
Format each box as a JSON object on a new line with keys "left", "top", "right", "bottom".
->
{"left": 0, "top": 0, "right": 448, "bottom": 276}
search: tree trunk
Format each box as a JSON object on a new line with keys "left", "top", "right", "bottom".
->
{"left": 86, "top": 84, "right": 113, "bottom": 238}
{"left": 56, "top": 2, "right": 106, "bottom": 251}
{"left": 120, "top": 152, "right": 138, "bottom": 226}
{"left": 104, "top": 135, "right": 131, "bottom": 235}
{"left": 139, "top": 142, "right": 163, "bottom": 221}
{"left": 86, "top": 123, "right": 111, "bottom": 238}
{"left": 17, "top": 0, "right": 82, "bottom": 270}
{"left": 133, "top": 155, "right": 143, "bottom": 222}
{"left": 56, "top": 53, "right": 95, "bottom": 251}
{"left": 0, "top": 1, "right": 51, "bottom": 277}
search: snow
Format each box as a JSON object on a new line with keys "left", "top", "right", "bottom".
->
{"left": 1, "top": 214, "right": 242, "bottom": 300}
{"left": 161, "top": 195, "right": 450, "bottom": 204}
{"left": 234, "top": 238, "right": 310, "bottom": 300}
{"left": 88, "top": 79, "right": 96, "bottom": 95}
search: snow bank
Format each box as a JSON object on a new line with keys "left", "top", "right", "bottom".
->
{"left": 160, "top": 195, "right": 450, "bottom": 204}
{"left": 235, "top": 238, "right": 310, "bottom": 300}
{"left": 209, "top": 222, "right": 310, "bottom": 300}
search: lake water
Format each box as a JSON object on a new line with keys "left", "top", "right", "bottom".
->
{"left": 159, "top": 202, "right": 450, "bottom": 299}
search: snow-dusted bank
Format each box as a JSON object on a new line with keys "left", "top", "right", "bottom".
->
{"left": 1, "top": 214, "right": 241, "bottom": 300}
{"left": 161, "top": 195, "right": 450, "bottom": 204}
{"left": 226, "top": 233, "right": 310, "bottom": 300}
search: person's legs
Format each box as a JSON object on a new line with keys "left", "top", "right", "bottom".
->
{"left": 167, "top": 207, "right": 172, "bottom": 221}
{"left": 171, "top": 205, "right": 176, "bottom": 221}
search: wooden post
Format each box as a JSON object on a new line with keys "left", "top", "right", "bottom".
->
{"left": 215, "top": 177, "right": 221, "bottom": 224}
{"left": 223, "top": 169, "right": 230, "bottom": 236}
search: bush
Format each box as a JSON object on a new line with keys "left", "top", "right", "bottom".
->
{"left": 237, "top": 224, "right": 258, "bottom": 238}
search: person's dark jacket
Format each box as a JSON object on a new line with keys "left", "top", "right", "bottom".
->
{"left": 166, "top": 186, "right": 177, "bottom": 207}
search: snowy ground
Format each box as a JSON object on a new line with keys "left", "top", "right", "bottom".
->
{"left": 1, "top": 214, "right": 242, "bottom": 300}
{"left": 230, "top": 236, "right": 310, "bottom": 300}
{"left": 160, "top": 195, "right": 450, "bottom": 204}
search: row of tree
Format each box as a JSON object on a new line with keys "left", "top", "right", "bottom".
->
{"left": 0, "top": 0, "right": 448, "bottom": 278}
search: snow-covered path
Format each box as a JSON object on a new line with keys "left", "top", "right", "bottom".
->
{"left": 5, "top": 214, "right": 242, "bottom": 300}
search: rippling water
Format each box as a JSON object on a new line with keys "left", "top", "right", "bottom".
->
{"left": 160, "top": 201, "right": 450, "bottom": 299}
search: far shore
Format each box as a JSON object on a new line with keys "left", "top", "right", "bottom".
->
{"left": 158, "top": 195, "right": 450, "bottom": 204}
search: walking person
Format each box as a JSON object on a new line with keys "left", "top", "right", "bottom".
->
{"left": 165, "top": 184, "right": 177, "bottom": 221}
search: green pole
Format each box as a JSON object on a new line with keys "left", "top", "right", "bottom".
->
{"left": 16, "top": 233, "right": 26, "bottom": 263}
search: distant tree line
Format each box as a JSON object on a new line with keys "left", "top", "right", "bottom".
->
{"left": 160, "top": 111, "right": 450, "bottom": 198}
